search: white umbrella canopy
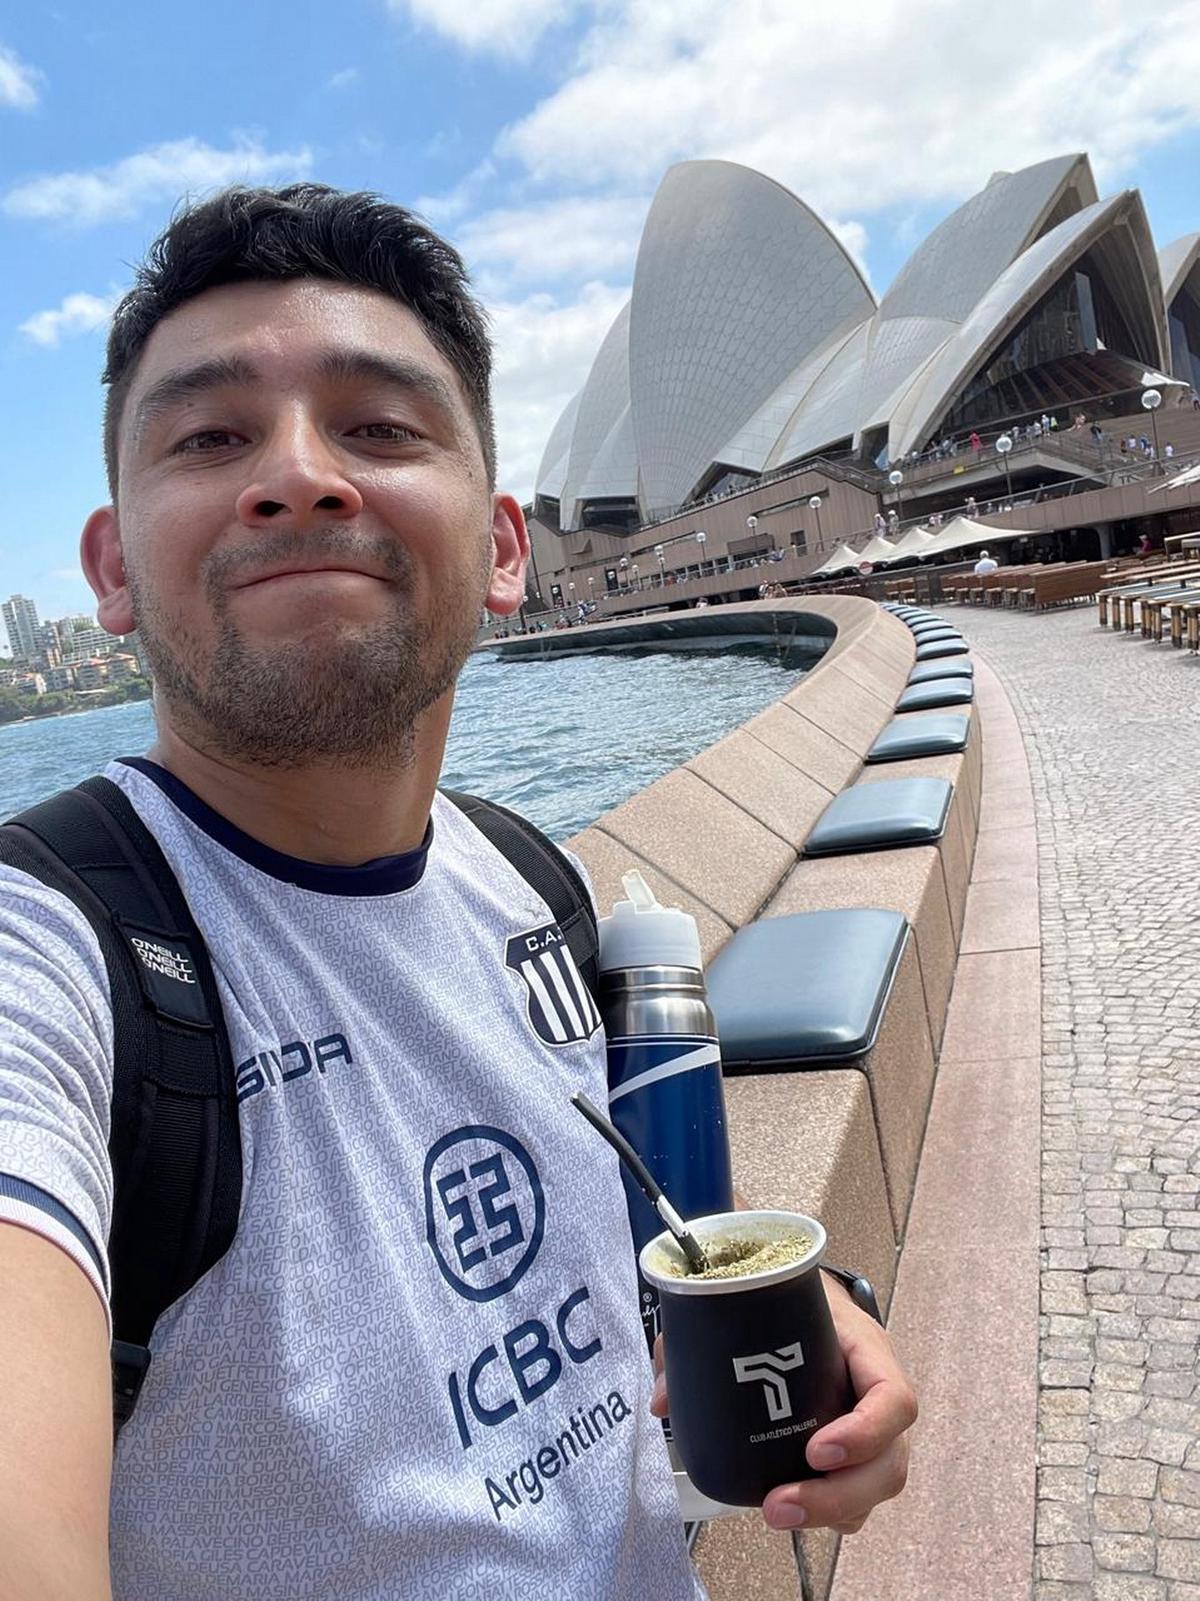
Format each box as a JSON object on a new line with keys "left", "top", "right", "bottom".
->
{"left": 882, "top": 525, "right": 938, "bottom": 563}
{"left": 920, "top": 515, "right": 1031, "bottom": 558}
{"left": 857, "top": 534, "right": 898, "bottom": 565}
{"left": 1148, "top": 459, "right": 1200, "bottom": 494}
{"left": 809, "top": 542, "right": 862, "bottom": 576}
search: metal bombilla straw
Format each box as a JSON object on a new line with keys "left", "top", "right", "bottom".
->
{"left": 571, "top": 1091, "right": 710, "bottom": 1274}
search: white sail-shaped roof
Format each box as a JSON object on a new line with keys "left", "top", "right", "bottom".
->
{"left": 629, "top": 160, "right": 874, "bottom": 519}
{"left": 888, "top": 190, "right": 1166, "bottom": 459}
{"left": 531, "top": 149, "right": 1182, "bottom": 534}
{"left": 855, "top": 156, "right": 1097, "bottom": 448}
{"left": 534, "top": 388, "right": 582, "bottom": 503}
{"left": 715, "top": 319, "right": 868, "bottom": 473}
{"left": 560, "top": 302, "right": 634, "bottom": 524}
{"left": 1160, "top": 233, "right": 1200, "bottom": 308}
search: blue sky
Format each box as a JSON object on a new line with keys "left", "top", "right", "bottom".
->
{"left": 3, "top": 0, "right": 1200, "bottom": 632}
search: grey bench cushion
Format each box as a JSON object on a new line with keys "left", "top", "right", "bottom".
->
{"left": 803, "top": 777, "right": 953, "bottom": 856}
{"left": 909, "top": 625, "right": 963, "bottom": 641}
{"left": 915, "top": 639, "right": 970, "bottom": 661}
{"left": 896, "top": 676, "right": 974, "bottom": 711}
{"left": 866, "top": 713, "right": 970, "bottom": 762}
{"left": 907, "top": 658, "right": 975, "bottom": 684}
{"left": 709, "top": 908, "right": 910, "bottom": 1067}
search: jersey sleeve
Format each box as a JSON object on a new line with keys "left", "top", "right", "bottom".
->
{"left": 0, "top": 863, "right": 114, "bottom": 1317}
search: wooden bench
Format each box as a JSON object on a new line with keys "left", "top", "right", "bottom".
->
{"left": 1018, "top": 562, "right": 1110, "bottom": 611}
{"left": 1097, "top": 562, "right": 1200, "bottom": 628}
{"left": 1170, "top": 595, "right": 1200, "bottom": 652}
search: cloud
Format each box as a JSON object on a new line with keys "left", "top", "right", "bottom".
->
{"left": 414, "top": 159, "right": 497, "bottom": 226}
{"left": 487, "top": 281, "right": 629, "bottom": 498}
{"left": 328, "top": 67, "right": 359, "bottom": 89}
{"left": 456, "top": 194, "right": 651, "bottom": 285}
{"left": 388, "top": 0, "right": 587, "bottom": 57}
{"left": 3, "top": 136, "right": 313, "bottom": 225}
{"left": 0, "top": 43, "right": 41, "bottom": 110}
{"left": 19, "top": 291, "right": 119, "bottom": 347}
{"left": 496, "top": 0, "right": 1200, "bottom": 215}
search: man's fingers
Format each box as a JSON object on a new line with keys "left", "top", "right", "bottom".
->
{"left": 806, "top": 1373, "right": 917, "bottom": 1471}
{"left": 761, "top": 1437, "right": 910, "bottom": 1533}
{"left": 649, "top": 1370, "right": 667, "bottom": 1417}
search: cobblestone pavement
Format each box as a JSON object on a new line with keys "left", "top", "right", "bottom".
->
{"left": 952, "top": 602, "right": 1200, "bottom": 1600}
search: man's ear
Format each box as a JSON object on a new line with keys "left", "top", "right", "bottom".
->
{"left": 484, "top": 494, "right": 530, "bottom": 617}
{"left": 81, "top": 506, "right": 135, "bottom": 636}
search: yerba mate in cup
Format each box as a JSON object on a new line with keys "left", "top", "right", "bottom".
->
{"left": 640, "top": 1209, "right": 852, "bottom": 1506}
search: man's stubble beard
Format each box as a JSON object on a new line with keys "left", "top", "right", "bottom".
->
{"left": 126, "top": 527, "right": 492, "bottom": 770}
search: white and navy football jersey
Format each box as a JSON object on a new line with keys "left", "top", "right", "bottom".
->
{"left": 0, "top": 758, "right": 704, "bottom": 1600}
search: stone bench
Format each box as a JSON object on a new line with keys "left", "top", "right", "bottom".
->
{"left": 708, "top": 908, "right": 927, "bottom": 1244}
{"left": 564, "top": 597, "right": 983, "bottom": 1601}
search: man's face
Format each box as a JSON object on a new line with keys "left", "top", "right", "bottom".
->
{"left": 90, "top": 278, "right": 523, "bottom": 768}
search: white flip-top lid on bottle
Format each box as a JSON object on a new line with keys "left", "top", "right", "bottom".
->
{"left": 597, "top": 871, "right": 703, "bottom": 973}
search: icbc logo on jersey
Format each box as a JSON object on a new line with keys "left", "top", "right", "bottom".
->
{"left": 423, "top": 1125, "right": 604, "bottom": 1451}
{"left": 424, "top": 1126, "right": 545, "bottom": 1302}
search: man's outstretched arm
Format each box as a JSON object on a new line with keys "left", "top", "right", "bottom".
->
{"left": 0, "top": 1225, "right": 113, "bottom": 1601}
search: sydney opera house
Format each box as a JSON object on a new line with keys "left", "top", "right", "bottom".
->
{"left": 526, "top": 153, "right": 1200, "bottom": 604}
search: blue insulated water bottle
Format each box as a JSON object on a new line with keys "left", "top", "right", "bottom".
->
{"left": 598, "top": 872, "right": 735, "bottom": 1347}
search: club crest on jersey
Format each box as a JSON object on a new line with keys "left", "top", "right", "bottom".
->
{"left": 506, "top": 921, "right": 601, "bottom": 1048}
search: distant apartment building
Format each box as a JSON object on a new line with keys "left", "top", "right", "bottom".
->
{"left": 105, "top": 653, "right": 138, "bottom": 682}
{"left": 34, "top": 621, "right": 63, "bottom": 668}
{"left": 43, "top": 664, "right": 78, "bottom": 692}
{"left": 2, "top": 595, "right": 40, "bottom": 665}
{"left": 73, "top": 659, "right": 110, "bottom": 691}
{"left": 61, "top": 624, "right": 113, "bottom": 663}
{"left": 118, "top": 630, "right": 150, "bottom": 678}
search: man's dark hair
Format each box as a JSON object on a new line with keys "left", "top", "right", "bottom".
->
{"left": 102, "top": 183, "right": 495, "bottom": 493}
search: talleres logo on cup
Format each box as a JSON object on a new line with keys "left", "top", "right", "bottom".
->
{"left": 733, "top": 1342, "right": 806, "bottom": 1423}
{"left": 423, "top": 1125, "right": 632, "bottom": 1521}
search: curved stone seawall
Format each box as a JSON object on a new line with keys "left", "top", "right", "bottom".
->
{"left": 486, "top": 598, "right": 983, "bottom": 1600}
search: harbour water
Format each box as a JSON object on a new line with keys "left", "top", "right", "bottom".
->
{"left": 0, "top": 644, "right": 816, "bottom": 840}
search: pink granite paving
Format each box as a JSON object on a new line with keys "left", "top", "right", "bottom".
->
{"left": 935, "top": 605, "right": 1199, "bottom": 1600}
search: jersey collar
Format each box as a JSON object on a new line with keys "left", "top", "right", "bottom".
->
{"left": 119, "top": 757, "right": 432, "bottom": 897}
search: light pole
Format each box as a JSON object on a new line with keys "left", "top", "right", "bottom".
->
{"left": 746, "top": 514, "right": 759, "bottom": 571}
{"left": 619, "top": 555, "right": 629, "bottom": 592}
{"left": 631, "top": 562, "right": 640, "bottom": 591}
{"left": 587, "top": 575, "right": 595, "bottom": 604}
{"left": 995, "top": 432, "right": 1014, "bottom": 503}
{"left": 695, "top": 529, "right": 707, "bottom": 576}
{"left": 808, "top": 494, "right": 824, "bottom": 551}
{"left": 655, "top": 543, "right": 665, "bottom": 585}
{"left": 887, "top": 469, "right": 904, "bottom": 528}
{"left": 1141, "top": 387, "right": 1162, "bottom": 472}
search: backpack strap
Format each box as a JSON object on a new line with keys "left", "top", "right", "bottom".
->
{"left": 441, "top": 789, "right": 599, "bottom": 1002}
{"left": 0, "top": 776, "right": 241, "bottom": 1436}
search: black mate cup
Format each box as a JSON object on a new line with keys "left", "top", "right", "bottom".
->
{"left": 639, "top": 1209, "right": 853, "bottom": 1507}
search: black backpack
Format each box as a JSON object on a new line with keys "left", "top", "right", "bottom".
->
{"left": 0, "top": 774, "right": 599, "bottom": 1435}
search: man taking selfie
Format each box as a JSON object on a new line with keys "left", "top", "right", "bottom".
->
{"left": 0, "top": 185, "right": 916, "bottom": 1598}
